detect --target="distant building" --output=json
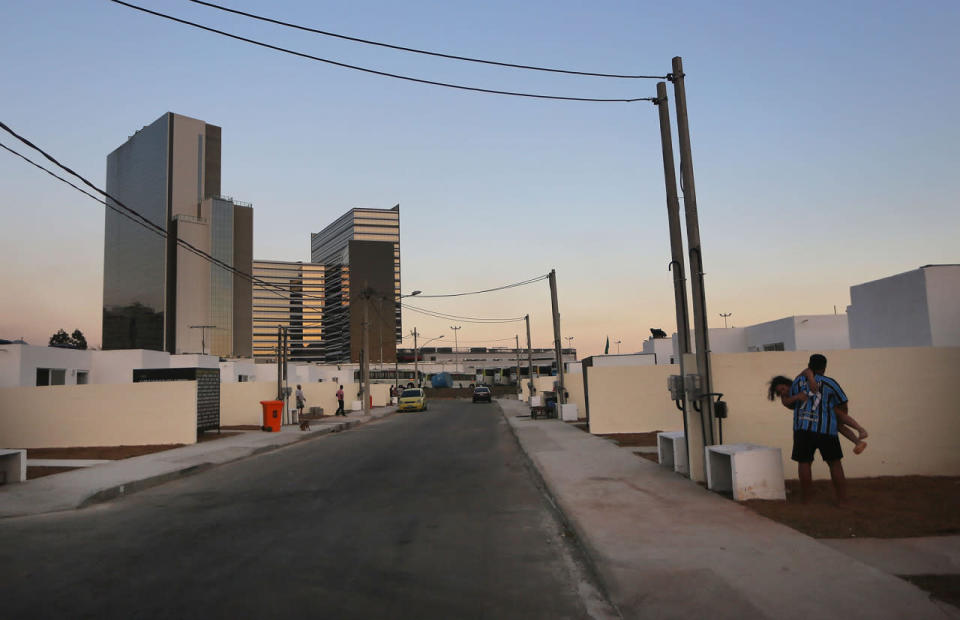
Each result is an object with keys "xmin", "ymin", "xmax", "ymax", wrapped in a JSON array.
[
  {"xmin": 310, "ymin": 207, "xmax": 401, "ymax": 363},
  {"xmin": 848, "ymin": 265, "xmax": 960, "ymax": 348},
  {"xmin": 102, "ymin": 113, "xmax": 253, "ymax": 357},
  {"xmin": 251, "ymin": 260, "xmax": 325, "ymax": 361}
]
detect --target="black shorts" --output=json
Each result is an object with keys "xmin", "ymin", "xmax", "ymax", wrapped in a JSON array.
[{"xmin": 791, "ymin": 430, "xmax": 843, "ymax": 463}]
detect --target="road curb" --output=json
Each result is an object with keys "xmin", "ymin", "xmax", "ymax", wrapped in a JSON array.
[
  {"xmin": 13, "ymin": 408, "xmax": 400, "ymax": 517},
  {"xmin": 497, "ymin": 402, "xmax": 622, "ymax": 618}
]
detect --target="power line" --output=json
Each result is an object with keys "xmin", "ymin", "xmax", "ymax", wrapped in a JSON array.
[
  {"xmin": 402, "ymin": 303, "xmax": 524, "ymax": 324},
  {"xmin": 187, "ymin": 0, "xmax": 664, "ymax": 80},
  {"xmin": 0, "ymin": 122, "xmax": 326, "ymax": 306},
  {"xmin": 109, "ymin": 1, "xmax": 655, "ymax": 103},
  {"xmin": 410, "ymin": 274, "xmax": 549, "ymax": 298}
]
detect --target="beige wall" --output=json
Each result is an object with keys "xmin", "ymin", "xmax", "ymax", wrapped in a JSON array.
[
  {"xmin": 586, "ymin": 347, "xmax": 960, "ymax": 479},
  {"xmin": 220, "ymin": 381, "xmax": 275, "ymax": 426},
  {"xmin": 0, "ymin": 383, "xmax": 198, "ymax": 449},
  {"xmin": 220, "ymin": 381, "xmax": 389, "ymax": 426},
  {"xmin": 585, "ymin": 364, "xmax": 683, "ymax": 435}
]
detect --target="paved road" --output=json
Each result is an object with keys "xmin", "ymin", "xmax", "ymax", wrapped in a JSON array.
[{"xmin": 0, "ymin": 401, "xmax": 611, "ymax": 619}]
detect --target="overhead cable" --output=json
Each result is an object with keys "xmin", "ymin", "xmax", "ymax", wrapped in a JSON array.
[
  {"xmin": 402, "ymin": 303, "xmax": 525, "ymax": 324},
  {"xmin": 187, "ymin": 0, "xmax": 664, "ymax": 80},
  {"xmin": 0, "ymin": 122, "xmax": 321, "ymax": 305},
  {"xmin": 409, "ymin": 274, "xmax": 548, "ymax": 298},
  {"xmin": 109, "ymin": 1, "xmax": 654, "ymax": 103}
]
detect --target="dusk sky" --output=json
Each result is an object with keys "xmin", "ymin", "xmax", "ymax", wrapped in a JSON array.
[{"xmin": 1, "ymin": 0, "xmax": 957, "ymax": 357}]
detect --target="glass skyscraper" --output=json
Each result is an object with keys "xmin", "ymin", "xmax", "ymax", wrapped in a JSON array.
[
  {"xmin": 102, "ymin": 113, "xmax": 252, "ymax": 357},
  {"xmin": 310, "ymin": 206, "xmax": 401, "ymax": 363}
]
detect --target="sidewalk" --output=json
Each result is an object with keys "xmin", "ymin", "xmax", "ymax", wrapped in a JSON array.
[
  {"xmin": 499, "ymin": 399, "xmax": 959, "ymax": 620},
  {"xmin": 0, "ymin": 407, "xmax": 395, "ymax": 519}
]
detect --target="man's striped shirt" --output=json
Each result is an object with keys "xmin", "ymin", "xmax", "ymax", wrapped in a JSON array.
[{"xmin": 790, "ymin": 373, "xmax": 847, "ymax": 435}]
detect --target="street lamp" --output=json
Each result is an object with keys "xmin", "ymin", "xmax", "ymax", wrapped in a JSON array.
[
  {"xmin": 402, "ymin": 290, "xmax": 422, "ymax": 298},
  {"xmin": 719, "ymin": 312, "xmax": 733, "ymax": 328},
  {"xmin": 416, "ymin": 334, "xmax": 444, "ymax": 387},
  {"xmin": 564, "ymin": 336, "xmax": 574, "ymax": 349},
  {"xmin": 615, "ymin": 339, "xmax": 622, "ymax": 354}
]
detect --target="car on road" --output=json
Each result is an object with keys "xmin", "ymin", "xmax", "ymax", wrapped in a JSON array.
[
  {"xmin": 472, "ymin": 386, "xmax": 492, "ymax": 403},
  {"xmin": 398, "ymin": 388, "xmax": 427, "ymax": 412}
]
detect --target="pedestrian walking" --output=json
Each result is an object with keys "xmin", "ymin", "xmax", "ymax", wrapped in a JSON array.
[
  {"xmin": 336, "ymin": 385, "xmax": 345, "ymax": 415},
  {"xmin": 295, "ymin": 385, "xmax": 310, "ymax": 430}
]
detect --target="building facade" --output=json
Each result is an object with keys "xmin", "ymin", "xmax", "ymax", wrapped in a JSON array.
[
  {"xmin": 102, "ymin": 113, "xmax": 253, "ymax": 357},
  {"xmin": 251, "ymin": 260, "xmax": 325, "ymax": 361},
  {"xmin": 847, "ymin": 265, "xmax": 960, "ymax": 348},
  {"xmin": 310, "ymin": 207, "xmax": 401, "ymax": 363}
]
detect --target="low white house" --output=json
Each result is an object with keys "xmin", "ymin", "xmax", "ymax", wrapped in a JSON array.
[{"xmin": 848, "ymin": 264, "xmax": 960, "ymax": 348}]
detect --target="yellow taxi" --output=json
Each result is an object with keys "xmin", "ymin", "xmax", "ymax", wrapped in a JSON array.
[{"xmin": 397, "ymin": 387, "xmax": 427, "ymax": 412}]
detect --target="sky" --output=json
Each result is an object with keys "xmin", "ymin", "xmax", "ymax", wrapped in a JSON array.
[{"xmin": 1, "ymin": 0, "xmax": 957, "ymax": 357}]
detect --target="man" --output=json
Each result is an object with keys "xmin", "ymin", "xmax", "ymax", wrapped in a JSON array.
[
  {"xmin": 295, "ymin": 385, "xmax": 308, "ymax": 430},
  {"xmin": 785, "ymin": 354, "xmax": 848, "ymax": 504},
  {"xmin": 335, "ymin": 385, "xmax": 345, "ymax": 416}
]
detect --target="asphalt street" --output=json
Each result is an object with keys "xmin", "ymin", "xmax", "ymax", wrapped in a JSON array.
[{"xmin": 0, "ymin": 400, "xmax": 610, "ymax": 619}]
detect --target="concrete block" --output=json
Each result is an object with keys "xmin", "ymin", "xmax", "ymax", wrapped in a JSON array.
[
  {"xmin": 529, "ymin": 395, "xmax": 542, "ymax": 407},
  {"xmin": 0, "ymin": 449, "xmax": 27, "ymax": 484},
  {"xmin": 560, "ymin": 403, "xmax": 579, "ymax": 421},
  {"xmin": 705, "ymin": 443, "xmax": 786, "ymax": 501},
  {"xmin": 656, "ymin": 432, "xmax": 688, "ymax": 475},
  {"xmin": 351, "ymin": 400, "xmax": 362, "ymax": 411}
]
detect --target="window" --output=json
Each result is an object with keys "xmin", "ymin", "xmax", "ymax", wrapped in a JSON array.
[
  {"xmin": 36, "ymin": 368, "xmax": 66, "ymax": 386},
  {"xmin": 76, "ymin": 371, "xmax": 89, "ymax": 385},
  {"xmin": 763, "ymin": 342, "xmax": 785, "ymax": 352}
]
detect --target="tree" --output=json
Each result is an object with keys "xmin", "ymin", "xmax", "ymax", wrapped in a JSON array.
[
  {"xmin": 48, "ymin": 328, "xmax": 88, "ymax": 349},
  {"xmin": 49, "ymin": 329, "xmax": 71, "ymax": 347}
]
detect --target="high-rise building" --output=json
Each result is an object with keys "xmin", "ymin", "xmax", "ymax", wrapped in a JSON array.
[
  {"xmin": 252, "ymin": 260, "xmax": 325, "ymax": 361},
  {"xmin": 310, "ymin": 207, "xmax": 401, "ymax": 363},
  {"xmin": 102, "ymin": 112, "xmax": 253, "ymax": 357}
]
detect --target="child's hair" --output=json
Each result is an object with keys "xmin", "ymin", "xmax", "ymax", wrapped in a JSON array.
[{"xmin": 767, "ymin": 375, "xmax": 793, "ymax": 401}]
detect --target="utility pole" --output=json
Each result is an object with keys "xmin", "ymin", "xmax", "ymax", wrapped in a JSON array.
[
  {"xmin": 671, "ymin": 56, "xmax": 716, "ymax": 479},
  {"xmin": 719, "ymin": 313, "xmax": 732, "ymax": 328},
  {"xmin": 548, "ymin": 269, "xmax": 565, "ymax": 404},
  {"xmin": 276, "ymin": 325, "xmax": 283, "ymax": 404},
  {"xmin": 411, "ymin": 327, "xmax": 419, "ymax": 387},
  {"xmin": 362, "ymin": 286, "xmax": 371, "ymax": 416},
  {"xmin": 525, "ymin": 314, "xmax": 535, "ymax": 398},
  {"xmin": 450, "ymin": 325, "xmax": 461, "ymax": 373},
  {"xmin": 281, "ymin": 326, "xmax": 290, "ymax": 424},
  {"xmin": 515, "ymin": 335, "xmax": 521, "ymax": 393},
  {"xmin": 655, "ymin": 78, "xmax": 692, "ymax": 476}
]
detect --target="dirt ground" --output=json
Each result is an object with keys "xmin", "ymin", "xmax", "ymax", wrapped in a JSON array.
[
  {"xmin": 742, "ymin": 476, "xmax": 960, "ymax": 539},
  {"xmin": 25, "ymin": 433, "xmax": 242, "ymax": 480}
]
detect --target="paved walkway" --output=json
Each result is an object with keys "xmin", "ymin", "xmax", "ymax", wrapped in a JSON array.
[
  {"xmin": 499, "ymin": 399, "xmax": 959, "ymax": 619},
  {"xmin": 823, "ymin": 537, "xmax": 960, "ymax": 576},
  {"xmin": 0, "ymin": 407, "xmax": 395, "ymax": 519}
]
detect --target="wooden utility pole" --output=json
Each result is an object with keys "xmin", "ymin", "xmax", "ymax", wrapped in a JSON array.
[
  {"xmin": 514, "ymin": 335, "xmax": 521, "ymax": 393},
  {"xmin": 548, "ymin": 270, "xmax": 565, "ymax": 404},
  {"xmin": 671, "ymin": 56, "xmax": 716, "ymax": 480},
  {"xmin": 655, "ymin": 79, "xmax": 692, "ymax": 476},
  {"xmin": 450, "ymin": 325, "xmax": 461, "ymax": 373},
  {"xmin": 411, "ymin": 327, "xmax": 419, "ymax": 387},
  {"xmin": 362, "ymin": 287, "xmax": 371, "ymax": 416},
  {"xmin": 525, "ymin": 314, "xmax": 534, "ymax": 398}
]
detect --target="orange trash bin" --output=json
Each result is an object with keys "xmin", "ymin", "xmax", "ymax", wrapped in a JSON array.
[{"xmin": 260, "ymin": 400, "xmax": 283, "ymax": 432}]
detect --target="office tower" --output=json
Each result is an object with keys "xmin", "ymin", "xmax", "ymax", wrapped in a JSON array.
[
  {"xmin": 310, "ymin": 207, "xmax": 400, "ymax": 363},
  {"xmin": 251, "ymin": 260, "xmax": 325, "ymax": 361},
  {"xmin": 102, "ymin": 112, "xmax": 253, "ymax": 357}
]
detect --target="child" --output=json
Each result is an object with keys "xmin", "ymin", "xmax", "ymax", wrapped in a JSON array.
[{"xmin": 768, "ymin": 374, "xmax": 869, "ymax": 455}]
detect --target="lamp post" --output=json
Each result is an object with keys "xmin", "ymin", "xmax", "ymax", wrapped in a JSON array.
[
  {"xmin": 615, "ymin": 339, "xmax": 622, "ymax": 354},
  {"xmin": 415, "ymin": 334, "xmax": 444, "ymax": 387},
  {"xmin": 564, "ymin": 336, "xmax": 574, "ymax": 349},
  {"xmin": 719, "ymin": 312, "xmax": 732, "ymax": 328}
]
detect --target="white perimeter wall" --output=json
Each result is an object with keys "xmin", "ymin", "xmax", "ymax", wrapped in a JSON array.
[
  {"xmin": 91, "ymin": 349, "xmax": 170, "ymax": 384},
  {"xmin": 849, "ymin": 269, "xmax": 931, "ymax": 348},
  {"xmin": 925, "ymin": 266, "xmax": 960, "ymax": 346},
  {"xmin": 0, "ymin": 382, "xmax": 198, "ymax": 448},
  {"xmin": 674, "ymin": 328, "xmax": 748, "ymax": 355}
]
